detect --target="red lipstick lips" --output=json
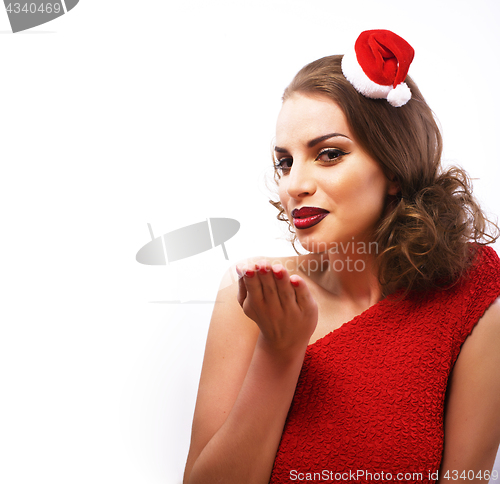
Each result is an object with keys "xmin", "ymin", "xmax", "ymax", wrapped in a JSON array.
[{"xmin": 291, "ymin": 207, "xmax": 329, "ymax": 229}]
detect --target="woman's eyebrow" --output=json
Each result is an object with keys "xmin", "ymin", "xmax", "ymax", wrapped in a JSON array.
[
  {"xmin": 274, "ymin": 132, "xmax": 349, "ymax": 153},
  {"xmin": 307, "ymin": 133, "xmax": 349, "ymax": 147}
]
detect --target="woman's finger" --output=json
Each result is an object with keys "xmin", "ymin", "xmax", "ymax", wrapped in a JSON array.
[
  {"xmin": 271, "ymin": 264, "xmax": 296, "ymax": 308},
  {"xmin": 289, "ymin": 275, "xmax": 316, "ymax": 312},
  {"xmin": 236, "ymin": 265, "xmax": 247, "ymax": 308},
  {"xmin": 242, "ymin": 263, "xmax": 264, "ymax": 305},
  {"xmin": 255, "ymin": 260, "xmax": 281, "ymax": 307}
]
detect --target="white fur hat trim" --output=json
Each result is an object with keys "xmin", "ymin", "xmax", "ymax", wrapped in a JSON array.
[
  {"xmin": 341, "ymin": 48, "xmax": 412, "ymax": 107},
  {"xmin": 341, "ymin": 48, "xmax": 392, "ymax": 99}
]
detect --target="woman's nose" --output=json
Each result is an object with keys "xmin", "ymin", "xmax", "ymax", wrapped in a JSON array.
[{"xmin": 286, "ymin": 161, "xmax": 316, "ymax": 199}]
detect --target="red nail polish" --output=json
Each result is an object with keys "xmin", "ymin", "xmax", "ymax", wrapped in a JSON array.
[
  {"xmin": 259, "ymin": 266, "xmax": 269, "ymax": 275},
  {"xmin": 245, "ymin": 270, "xmax": 255, "ymax": 278},
  {"xmin": 273, "ymin": 270, "xmax": 283, "ymax": 280},
  {"xmin": 291, "ymin": 279, "xmax": 299, "ymax": 287}
]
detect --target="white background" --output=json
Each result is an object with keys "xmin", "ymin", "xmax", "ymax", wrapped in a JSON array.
[{"xmin": 1, "ymin": 1, "xmax": 499, "ymax": 483}]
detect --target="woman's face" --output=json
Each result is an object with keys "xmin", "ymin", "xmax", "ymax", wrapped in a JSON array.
[{"xmin": 275, "ymin": 92, "xmax": 398, "ymax": 253}]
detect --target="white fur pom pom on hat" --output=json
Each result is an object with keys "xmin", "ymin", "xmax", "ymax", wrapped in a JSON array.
[{"xmin": 387, "ymin": 82, "xmax": 412, "ymax": 107}]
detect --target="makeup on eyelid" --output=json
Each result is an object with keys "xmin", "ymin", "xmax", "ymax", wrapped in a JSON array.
[{"xmin": 274, "ymin": 147, "xmax": 350, "ymax": 173}]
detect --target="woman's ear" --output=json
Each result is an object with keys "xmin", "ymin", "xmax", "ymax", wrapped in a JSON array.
[{"xmin": 387, "ymin": 172, "xmax": 400, "ymax": 196}]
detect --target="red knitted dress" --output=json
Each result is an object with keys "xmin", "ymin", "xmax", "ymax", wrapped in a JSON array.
[{"xmin": 269, "ymin": 246, "xmax": 500, "ymax": 483}]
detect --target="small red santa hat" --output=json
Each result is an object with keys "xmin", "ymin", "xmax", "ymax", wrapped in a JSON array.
[{"xmin": 341, "ymin": 29, "xmax": 415, "ymax": 107}]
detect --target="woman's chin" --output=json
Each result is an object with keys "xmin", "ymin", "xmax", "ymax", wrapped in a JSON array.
[{"xmin": 296, "ymin": 237, "xmax": 332, "ymax": 254}]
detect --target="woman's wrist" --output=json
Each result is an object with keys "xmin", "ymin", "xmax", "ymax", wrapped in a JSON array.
[{"xmin": 255, "ymin": 331, "xmax": 309, "ymax": 366}]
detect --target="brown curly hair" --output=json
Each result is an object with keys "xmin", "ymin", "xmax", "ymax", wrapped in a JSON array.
[{"xmin": 270, "ymin": 55, "xmax": 498, "ymax": 295}]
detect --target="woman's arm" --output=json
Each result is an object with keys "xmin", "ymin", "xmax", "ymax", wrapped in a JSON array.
[
  {"xmin": 183, "ymin": 261, "xmax": 318, "ymax": 484},
  {"xmin": 438, "ymin": 297, "xmax": 500, "ymax": 483}
]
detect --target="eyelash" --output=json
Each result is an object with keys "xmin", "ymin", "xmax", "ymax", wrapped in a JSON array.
[{"xmin": 274, "ymin": 148, "xmax": 349, "ymax": 174}]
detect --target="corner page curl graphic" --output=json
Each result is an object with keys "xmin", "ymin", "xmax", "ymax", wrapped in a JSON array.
[
  {"xmin": 3, "ymin": 0, "xmax": 79, "ymax": 33},
  {"xmin": 137, "ymin": 219, "xmax": 240, "ymax": 303},
  {"xmin": 136, "ymin": 219, "xmax": 240, "ymax": 265}
]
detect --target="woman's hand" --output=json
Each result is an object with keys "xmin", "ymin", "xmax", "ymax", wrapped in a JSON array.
[{"xmin": 236, "ymin": 260, "xmax": 318, "ymax": 353}]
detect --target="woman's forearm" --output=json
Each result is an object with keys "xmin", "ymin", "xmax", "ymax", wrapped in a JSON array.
[{"xmin": 185, "ymin": 334, "xmax": 307, "ymax": 484}]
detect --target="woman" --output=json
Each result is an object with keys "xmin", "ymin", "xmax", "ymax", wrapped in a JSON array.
[{"xmin": 183, "ymin": 30, "xmax": 500, "ymax": 483}]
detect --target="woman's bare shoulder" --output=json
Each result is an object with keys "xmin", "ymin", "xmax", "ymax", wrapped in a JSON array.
[
  {"xmin": 184, "ymin": 262, "xmax": 261, "ymax": 475},
  {"xmin": 439, "ymin": 297, "xmax": 500, "ymax": 478}
]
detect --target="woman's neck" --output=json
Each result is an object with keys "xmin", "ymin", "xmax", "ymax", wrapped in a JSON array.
[{"xmin": 304, "ymin": 244, "xmax": 383, "ymax": 306}]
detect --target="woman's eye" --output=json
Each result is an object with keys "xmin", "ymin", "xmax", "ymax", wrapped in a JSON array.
[
  {"xmin": 316, "ymin": 148, "xmax": 348, "ymax": 163},
  {"xmin": 275, "ymin": 157, "xmax": 293, "ymax": 173}
]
